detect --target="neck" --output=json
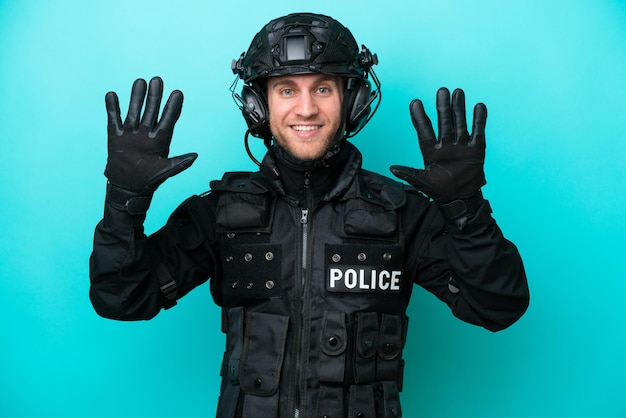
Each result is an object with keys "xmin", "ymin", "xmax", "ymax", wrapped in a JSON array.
[{"xmin": 262, "ymin": 142, "xmax": 352, "ymax": 205}]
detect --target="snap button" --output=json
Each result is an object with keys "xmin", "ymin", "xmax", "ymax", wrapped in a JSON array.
[
  {"xmin": 448, "ymin": 282, "xmax": 460, "ymax": 293},
  {"xmin": 244, "ymin": 253, "xmax": 253, "ymax": 262},
  {"xmin": 383, "ymin": 252, "xmax": 392, "ymax": 261},
  {"xmin": 357, "ymin": 252, "xmax": 366, "ymax": 262},
  {"xmin": 332, "ymin": 254, "xmax": 341, "ymax": 263},
  {"xmin": 265, "ymin": 280, "xmax": 274, "ymax": 290},
  {"xmin": 382, "ymin": 343, "xmax": 396, "ymax": 355},
  {"xmin": 265, "ymin": 251, "xmax": 274, "ymax": 261},
  {"xmin": 328, "ymin": 336, "xmax": 338, "ymax": 347}
]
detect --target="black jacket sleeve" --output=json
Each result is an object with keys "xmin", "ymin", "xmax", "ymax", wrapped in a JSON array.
[
  {"xmin": 89, "ymin": 195, "xmax": 218, "ymax": 320},
  {"xmin": 409, "ymin": 193, "xmax": 530, "ymax": 332}
]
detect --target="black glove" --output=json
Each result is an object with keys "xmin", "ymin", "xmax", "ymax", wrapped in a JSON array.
[
  {"xmin": 104, "ymin": 77, "xmax": 197, "ymax": 213},
  {"xmin": 390, "ymin": 87, "xmax": 487, "ymax": 204}
]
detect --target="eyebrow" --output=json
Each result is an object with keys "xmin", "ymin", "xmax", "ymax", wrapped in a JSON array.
[{"xmin": 269, "ymin": 75, "xmax": 339, "ymax": 89}]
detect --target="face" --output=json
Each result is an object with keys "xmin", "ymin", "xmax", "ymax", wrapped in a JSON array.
[{"xmin": 267, "ymin": 74, "xmax": 344, "ymax": 161}]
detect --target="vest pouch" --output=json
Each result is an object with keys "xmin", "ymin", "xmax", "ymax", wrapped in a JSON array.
[
  {"xmin": 217, "ymin": 307, "xmax": 244, "ymax": 418},
  {"xmin": 377, "ymin": 314, "xmax": 405, "ymax": 388},
  {"xmin": 239, "ymin": 312, "xmax": 289, "ymax": 418},
  {"xmin": 347, "ymin": 385, "xmax": 376, "ymax": 418},
  {"xmin": 342, "ymin": 174, "xmax": 407, "ymax": 238},
  {"xmin": 381, "ymin": 381, "xmax": 402, "ymax": 418},
  {"xmin": 354, "ymin": 312, "xmax": 379, "ymax": 384},
  {"xmin": 314, "ymin": 386, "xmax": 344, "ymax": 418},
  {"xmin": 213, "ymin": 172, "xmax": 274, "ymax": 232},
  {"xmin": 319, "ymin": 311, "xmax": 348, "ymax": 383},
  {"xmin": 343, "ymin": 199, "xmax": 398, "ymax": 237}
]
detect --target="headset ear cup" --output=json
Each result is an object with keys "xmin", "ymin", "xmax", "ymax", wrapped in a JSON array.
[
  {"xmin": 346, "ymin": 79, "xmax": 372, "ymax": 133},
  {"xmin": 241, "ymin": 85, "xmax": 272, "ymax": 139}
]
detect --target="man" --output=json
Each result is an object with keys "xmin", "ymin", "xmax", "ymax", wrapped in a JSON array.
[{"xmin": 90, "ymin": 12, "xmax": 529, "ymax": 418}]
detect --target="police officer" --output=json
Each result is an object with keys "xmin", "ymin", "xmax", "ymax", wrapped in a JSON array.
[{"xmin": 90, "ymin": 12, "xmax": 529, "ymax": 418}]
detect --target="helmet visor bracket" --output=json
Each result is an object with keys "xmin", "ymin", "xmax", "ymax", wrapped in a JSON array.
[{"xmin": 283, "ymin": 35, "xmax": 307, "ymax": 62}]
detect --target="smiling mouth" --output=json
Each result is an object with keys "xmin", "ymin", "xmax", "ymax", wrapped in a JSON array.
[{"xmin": 292, "ymin": 125, "xmax": 321, "ymax": 132}]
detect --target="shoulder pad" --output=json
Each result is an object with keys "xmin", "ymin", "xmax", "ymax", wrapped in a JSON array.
[
  {"xmin": 348, "ymin": 170, "xmax": 407, "ymax": 210},
  {"xmin": 210, "ymin": 172, "xmax": 275, "ymax": 231},
  {"xmin": 210, "ymin": 171, "xmax": 271, "ymax": 194}
]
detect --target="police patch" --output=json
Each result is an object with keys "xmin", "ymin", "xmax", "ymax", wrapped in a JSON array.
[
  {"xmin": 325, "ymin": 243, "xmax": 404, "ymax": 294},
  {"xmin": 328, "ymin": 266, "xmax": 402, "ymax": 293}
]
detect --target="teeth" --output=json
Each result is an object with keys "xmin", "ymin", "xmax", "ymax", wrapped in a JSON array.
[{"xmin": 292, "ymin": 125, "xmax": 319, "ymax": 132}]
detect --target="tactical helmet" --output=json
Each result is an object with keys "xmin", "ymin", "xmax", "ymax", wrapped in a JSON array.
[{"xmin": 232, "ymin": 12, "xmax": 372, "ymax": 83}]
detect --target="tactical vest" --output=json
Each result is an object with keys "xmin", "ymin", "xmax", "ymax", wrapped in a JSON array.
[{"xmin": 210, "ymin": 170, "xmax": 410, "ymax": 418}]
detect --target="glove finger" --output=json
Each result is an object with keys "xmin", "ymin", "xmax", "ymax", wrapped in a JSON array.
[
  {"xmin": 105, "ymin": 91, "xmax": 123, "ymax": 135},
  {"xmin": 124, "ymin": 78, "xmax": 147, "ymax": 132},
  {"xmin": 144, "ymin": 152, "xmax": 198, "ymax": 191},
  {"xmin": 409, "ymin": 99, "xmax": 436, "ymax": 144},
  {"xmin": 141, "ymin": 76, "xmax": 163, "ymax": 129},
  {"xmin": 470, "ymin": 102, "xmax": 488, "ymax": 148},
  {"xmin": 390, "ymin": 165, "xmax": 438, "ymax": 199},
  {"xmin": 389, "ymin": 165, "xmax": 421, "ymax": 183},
  {"xmin": 154, "ymin": 89, "xmax": 184, "ymax": 135},
  {"xmin": 166, "ymin": 152, "xmax": 198, "ymax": 177},
  {"xmin": 436, "ymin": 87, "xmax": 453, "ymax": 144},
  {"xmin": 451, "ymin": 88, "xmax": 469, "ymax": 144}
]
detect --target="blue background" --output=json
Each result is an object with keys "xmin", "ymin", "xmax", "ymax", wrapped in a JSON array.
[{"xmin": 1, "ymin": 0, "xmax": 625, "ymax": 417}]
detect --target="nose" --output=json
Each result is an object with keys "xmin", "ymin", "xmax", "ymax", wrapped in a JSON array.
[{"xmin": 295, "ymin": 92, "xmax": 318, "ymax": 117}]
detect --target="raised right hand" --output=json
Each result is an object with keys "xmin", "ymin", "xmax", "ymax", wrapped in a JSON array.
[{"xmin": 104, "ymin": 76, "xmax": 197, "ymax": 195}]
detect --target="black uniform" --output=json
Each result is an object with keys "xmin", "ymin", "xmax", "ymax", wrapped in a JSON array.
[{"xmin": 90, "ymin": 142, "xmax": 529, "ymax": 418}]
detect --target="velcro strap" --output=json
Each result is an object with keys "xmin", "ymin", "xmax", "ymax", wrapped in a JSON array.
[
  {"xmin": 438, "ymin": 192, "xmax": 486, "ymax": 230},
  {"xmin": 439, "ymin": 192, "xmax": 484, "ymax": 220},
  {"xmin": 106, "ymin": 182, "xmax": 153, "ymax": 215}
]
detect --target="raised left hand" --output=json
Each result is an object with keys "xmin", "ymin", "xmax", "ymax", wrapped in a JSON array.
[{"xmin": 390, "ymin": 87, "xmax": 487, "ymax": 203}]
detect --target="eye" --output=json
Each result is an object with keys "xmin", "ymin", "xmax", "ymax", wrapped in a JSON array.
[
  {"xmin": 280, "ymin": 88, "xmax": 294, "ymax": 96},
  {"xmin": 317, "ymin": 86, "xmax": 330, "ymax": 94}
]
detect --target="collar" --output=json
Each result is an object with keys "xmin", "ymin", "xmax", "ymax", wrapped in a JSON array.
[{"xmin": 259, "ymin": 141, "xmax": 363, "ymax": 204}]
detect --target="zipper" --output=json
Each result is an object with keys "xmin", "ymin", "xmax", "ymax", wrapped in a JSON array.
[
  {"xmin": 291, "ymin": 173, "xmax": 313, "ymax": 418},
  {"xmin": 300, "ymin": 208, "xmax": 310, "ymax": 288}
]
